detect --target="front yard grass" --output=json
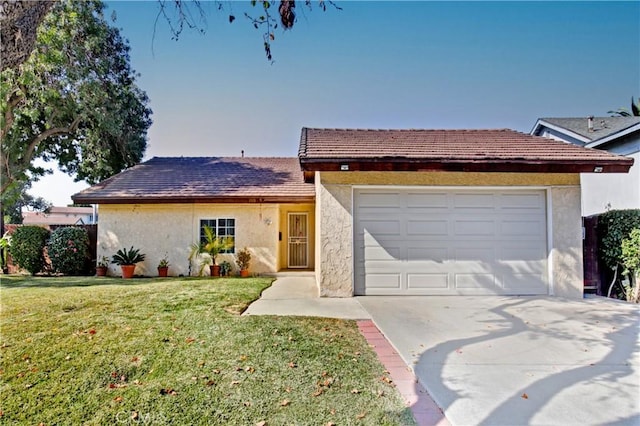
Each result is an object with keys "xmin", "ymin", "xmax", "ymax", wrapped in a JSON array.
[{"xmin": 0, "ymin": 276, "xmax": 414, "ymax": 425}]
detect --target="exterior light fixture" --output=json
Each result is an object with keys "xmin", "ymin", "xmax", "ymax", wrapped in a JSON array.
[
  {"xmin": 340, "ymin": 164, "xmax": 349, "ymax": 171},
  {"xmin": 593, "ymin": 166, "xmax": 603, "ymax": 173}
]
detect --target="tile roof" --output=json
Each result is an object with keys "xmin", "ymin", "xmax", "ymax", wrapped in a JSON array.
[
  {"xmin": 298, "ymin": 128, "xmax": 633, "ymax": 173},
  {"xmin": 72, "ymin": 157, "xmax": 314, "ymax": 204},
  {"xmin": 536, "ymin": 116, "xmax": 640, "ymax": 142}
]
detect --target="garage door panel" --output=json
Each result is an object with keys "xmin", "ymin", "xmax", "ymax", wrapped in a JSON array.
[
  {"xmin": 355, "ymin": 188, "xmax": 549, "ymax": 296},
  {"xmin": 454, "ymin": 193, "xmax": 496, "ymax": 209},
  {"xmin": 454, "ymin": 247, "xmax": 497, "ymax": 263},
  {"xmin": 500, "ymin": 220, "xmax": 545, "ymax": 236},
  {"xmin": 363, "ymin": 245, "xmax": 402, "ymax": 261},
  {"xmin": 360, "ymin": 220, "xmax": 401, "ymax": 236},
  {"xmin": 407, "ymin": 219, "xmax": 449, "ymax": 236},
  {"xmin": 407, "ymin": 247, "xmax": 448, "ymax": 262},
  {"xmin": 500, "ymin": 193, "xmax": 545, "ymax": 209},
  {"xmin": 407, "ymin": 274, "xmax": 449, "ymax": 289},
  {"xmin": 454, "ymin": 220, "xmax": 496, "ymax": 236},
  {"xmin": 366, "ymin": 274, "xmax": 401, "ymax": 289},
  {"xmin": 358, "ymin": 192, "xmax": 401, "ymax": 207},
  {"xmin": 407, "ymin": 192, "xmax": 448, "ymax": 208}
]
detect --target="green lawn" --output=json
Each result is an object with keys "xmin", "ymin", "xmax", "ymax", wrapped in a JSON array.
[{"xmin": 0, "ymin": 276, "xmax": 414, "ymax": 425}]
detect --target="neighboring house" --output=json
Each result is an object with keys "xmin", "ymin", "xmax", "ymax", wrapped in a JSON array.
[
  {"xmin": 72, "ymin": 128, "xmax": 633, "ymax": 299},
  {"xmin": 22, "ymin": 206, "xmax": 96, "ymax": 225},
  {"xmin": 531, "ymin": 116, "xmax": 640, "ymax": 216}
]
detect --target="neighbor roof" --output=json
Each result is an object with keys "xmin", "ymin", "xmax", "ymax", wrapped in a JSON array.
[
  {"xmin": 298, "ymin": 128, "xmax": 633, "ymax": 179},
  {"xmin": 72, "ymin": 157, "xmax": 315, "ymax": 204},
  {"xmin": 532, "ymin": 116, "xmax": 640, "ymax": 143}
]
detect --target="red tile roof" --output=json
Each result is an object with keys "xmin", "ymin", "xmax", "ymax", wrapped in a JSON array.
[
  {"xmin": 72, "ymin": 157, "xmax": 314, "ymax": 204},
  {"xmin": 298, "ymin": 128, "xmax": 634, "ymax": 174}
]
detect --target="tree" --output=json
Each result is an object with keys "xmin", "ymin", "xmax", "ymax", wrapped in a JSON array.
[
  {"xmin": 1, "ymin": 0, "xmax": 152, "ymax": 211},
  {"xmin": 1, "ymin": 0, "xmax": 339, "ymax": 71},
  {"xmin": 608, "ymin": 96, "xmax": 640, "ymax": 117},
  {"xmin": 156, "ymin": 0, "xmax": 340, "ymax": 61},
  {"xmin": 0, "ymin": 1, "xmax": 55, "ymax": 71},
  {"xmin": 2, "ymin": 181, "xmax": 51, "ymax": 225}
]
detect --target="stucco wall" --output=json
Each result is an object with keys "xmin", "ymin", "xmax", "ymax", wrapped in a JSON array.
[
  {"xmin": 316, "ymin": 178, "xmax": 354, "ymax": 297},
  {"xmin": 580, "ymin": 151, "xmax": 639, "ymax": 216},
  {"xmin": 98, "ymin": 204, "xmax": 279, "ymax": 277},
  {"xmin": 315, "ymin": 171, "xmax": 584, "ymax": 298},
  {"xmin": 550, "ymin": 187, "xmax": 584, "ymax": 298}
]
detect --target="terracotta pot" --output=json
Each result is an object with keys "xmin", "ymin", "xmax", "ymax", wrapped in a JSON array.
[
  {"xmin": 158, "ymin": 266, "xmax": 168, "ymax": 277},
  {"xmin": 210, "ymin": 264, "xmax": 221, "ymax": 277},
  {"xmin": 240, "ymin": 269, "xmax": 249, "ymax": 278},
  {"xmin": 120, "ymin": 264, "xmax": 136, "ymax": 279},
  {"xmin": 96, "ymin": 266, "xmax": 108, "ymax": 277}
]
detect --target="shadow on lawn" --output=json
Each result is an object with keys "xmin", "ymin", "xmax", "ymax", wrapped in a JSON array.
[{"xmin": 0, "ymin": 275, "xmax": 186, "ymax": 288}]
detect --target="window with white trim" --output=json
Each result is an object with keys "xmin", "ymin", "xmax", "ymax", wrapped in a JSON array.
[{"xmin": 200, "ymin": 218, "xmax": 235, "ymax": 253}]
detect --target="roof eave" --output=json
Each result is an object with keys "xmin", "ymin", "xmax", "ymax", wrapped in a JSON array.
[
  {"xmin": 71, "ymin": 195, "xmax": 316, "ymax": 205},
  {"xmin": 530, "ymin": 119, "xmax": 592, "ymax": 143},
  {"xmin": 299, "ymin": 158, "xmax": 634, "ymax": 175}
]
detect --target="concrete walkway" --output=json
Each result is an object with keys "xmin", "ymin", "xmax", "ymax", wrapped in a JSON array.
[{"xmin": 243, "ymin": 275, "xmax": 371, "ymax": 319}]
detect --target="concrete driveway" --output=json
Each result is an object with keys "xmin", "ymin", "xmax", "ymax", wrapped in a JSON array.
[{"xmin": 358, "ymin": 295, "xmax": 640, "ymax": 426}]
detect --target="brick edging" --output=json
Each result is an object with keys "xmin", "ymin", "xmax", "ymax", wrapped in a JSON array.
[{"xmin": 356, "ymin": 320, "xmax": 451, "ymax": 426}]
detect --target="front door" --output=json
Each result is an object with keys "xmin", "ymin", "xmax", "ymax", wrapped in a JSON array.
[{"xmin": 288, "ymin": 213, "xmax": 308, "ymax": 268}]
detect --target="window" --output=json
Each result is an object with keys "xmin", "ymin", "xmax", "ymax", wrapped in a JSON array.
[{"xmin": 200, "ymin": 218, "xmax": 235, "ymax": 253}]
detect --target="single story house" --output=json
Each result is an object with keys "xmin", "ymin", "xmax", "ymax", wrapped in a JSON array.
[
  {"xmin": 22, "ymin": 206, "xmax": 96, "ymax": 226},
  {"xmin": 531, "ymin": 116, "xmax": 640, "ymax": 216},
  {"xmin": 72, "ymin": 128, "xmax": 633, "ymax": 298}
]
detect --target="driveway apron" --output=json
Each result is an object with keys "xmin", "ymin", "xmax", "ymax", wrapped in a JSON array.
[{"xmin": 357, "ymin": 295, "xmax": 640, "ymax": 426}]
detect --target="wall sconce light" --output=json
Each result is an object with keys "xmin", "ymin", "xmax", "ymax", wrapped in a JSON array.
[
  {"xmin": 264, "ymin": 218, "xmax": 272, "ymax": 226},
  {"xmin": 340, "ymin": 164, "xmax": 349, "ymax": 171},
  {"xmin": 593, "ymin": 166, "xmax": 603, "ymax": 173}
]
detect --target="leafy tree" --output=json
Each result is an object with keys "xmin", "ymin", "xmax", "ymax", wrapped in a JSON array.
[
  {"xmin": 3, "ymin": 181, "xmax": 51, "ymax": 225},
  {"xmin": 1, "ymin": 0, "xmax": 152, "ymax": 212},
  {"xmin": 1, "ymin": 0, "xmax": 339, "ymax": 71},
  {"xmin": 608, "ymin": 96, "xmax": 640, "ymax": 117},
  {"xmin": 0, "ymin": 1, "xmax": 54, "ymax": 71}
]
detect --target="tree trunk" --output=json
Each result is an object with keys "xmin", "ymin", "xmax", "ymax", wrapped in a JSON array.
[{"xmin": 0, "ymin": 1, "xmax": 55, "ymax": 71}]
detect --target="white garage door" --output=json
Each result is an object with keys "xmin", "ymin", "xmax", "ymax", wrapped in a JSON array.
[{"xmin": 354, "ymin": 188, "xmax": 549, "ymax": 295}]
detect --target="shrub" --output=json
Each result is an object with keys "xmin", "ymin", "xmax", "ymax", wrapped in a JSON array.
[
  {"xmin": 620, "ymin": 228, "xmax": 640, "ymax": 303},
  {"xmin": 598, "ymin": 209, "xmax": 640, "ymax": 270},
  {"xmin": 48, "ymin": 227, "xmax": 90, "ymax": 275},
  {"xmin": 10, "ymin": 226, "xmax": 50, "ymax": 275}
]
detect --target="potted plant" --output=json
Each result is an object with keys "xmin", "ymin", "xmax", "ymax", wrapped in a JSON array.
[
  {"xmin": 111, "ymin": 246, "xmax": 146, "ymax": 279},
  {"xmin": 96, "ymin": 256, "xmax": 109, "ymax": 277},
  {"xmin": 220, "ymin": 260, "xmax": 232, "ymax": 277},
  {"xmin": 189, "ymin": 225, "xmax": 234, "ymax": 277},
  {"xmin": 235, "ymin": 247, "xmax": 251, "ymax": 278},
  {"xmin": 157, "ymin": 255, "xmax": 170, "ymax": 277}
]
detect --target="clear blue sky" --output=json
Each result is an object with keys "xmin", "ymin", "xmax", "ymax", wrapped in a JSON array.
[{"xmin": 32, "ymin": 0, "xmax": 640, "ymax": 205}]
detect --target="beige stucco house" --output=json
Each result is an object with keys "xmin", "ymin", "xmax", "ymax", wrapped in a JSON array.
[{"xmin": 72, "ymin": 128, "xmax": 633, "ymax": 299}]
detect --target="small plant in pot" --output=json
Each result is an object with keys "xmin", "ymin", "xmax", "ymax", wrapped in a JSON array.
[
  {"xmin": 220, "ymin": 260, "xmax": 232, "ymax": 277},
  {"xmin": 96, "ymin": 256, "xmax": 109, "ymax": 276},
  {"xmin": 189, "ymin": 225, "xmax": 234, "ymax": 277},
  {"xmin": 157, "ymin": 254, "xmax": 170, "ymax": 277},
  {"xmin": 111, "ymin": 247, "xmax": 146, "ymax": 279},
  {"xmin": 235, "ymin": 247, "xmax": 251, "ymax": 278}
]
